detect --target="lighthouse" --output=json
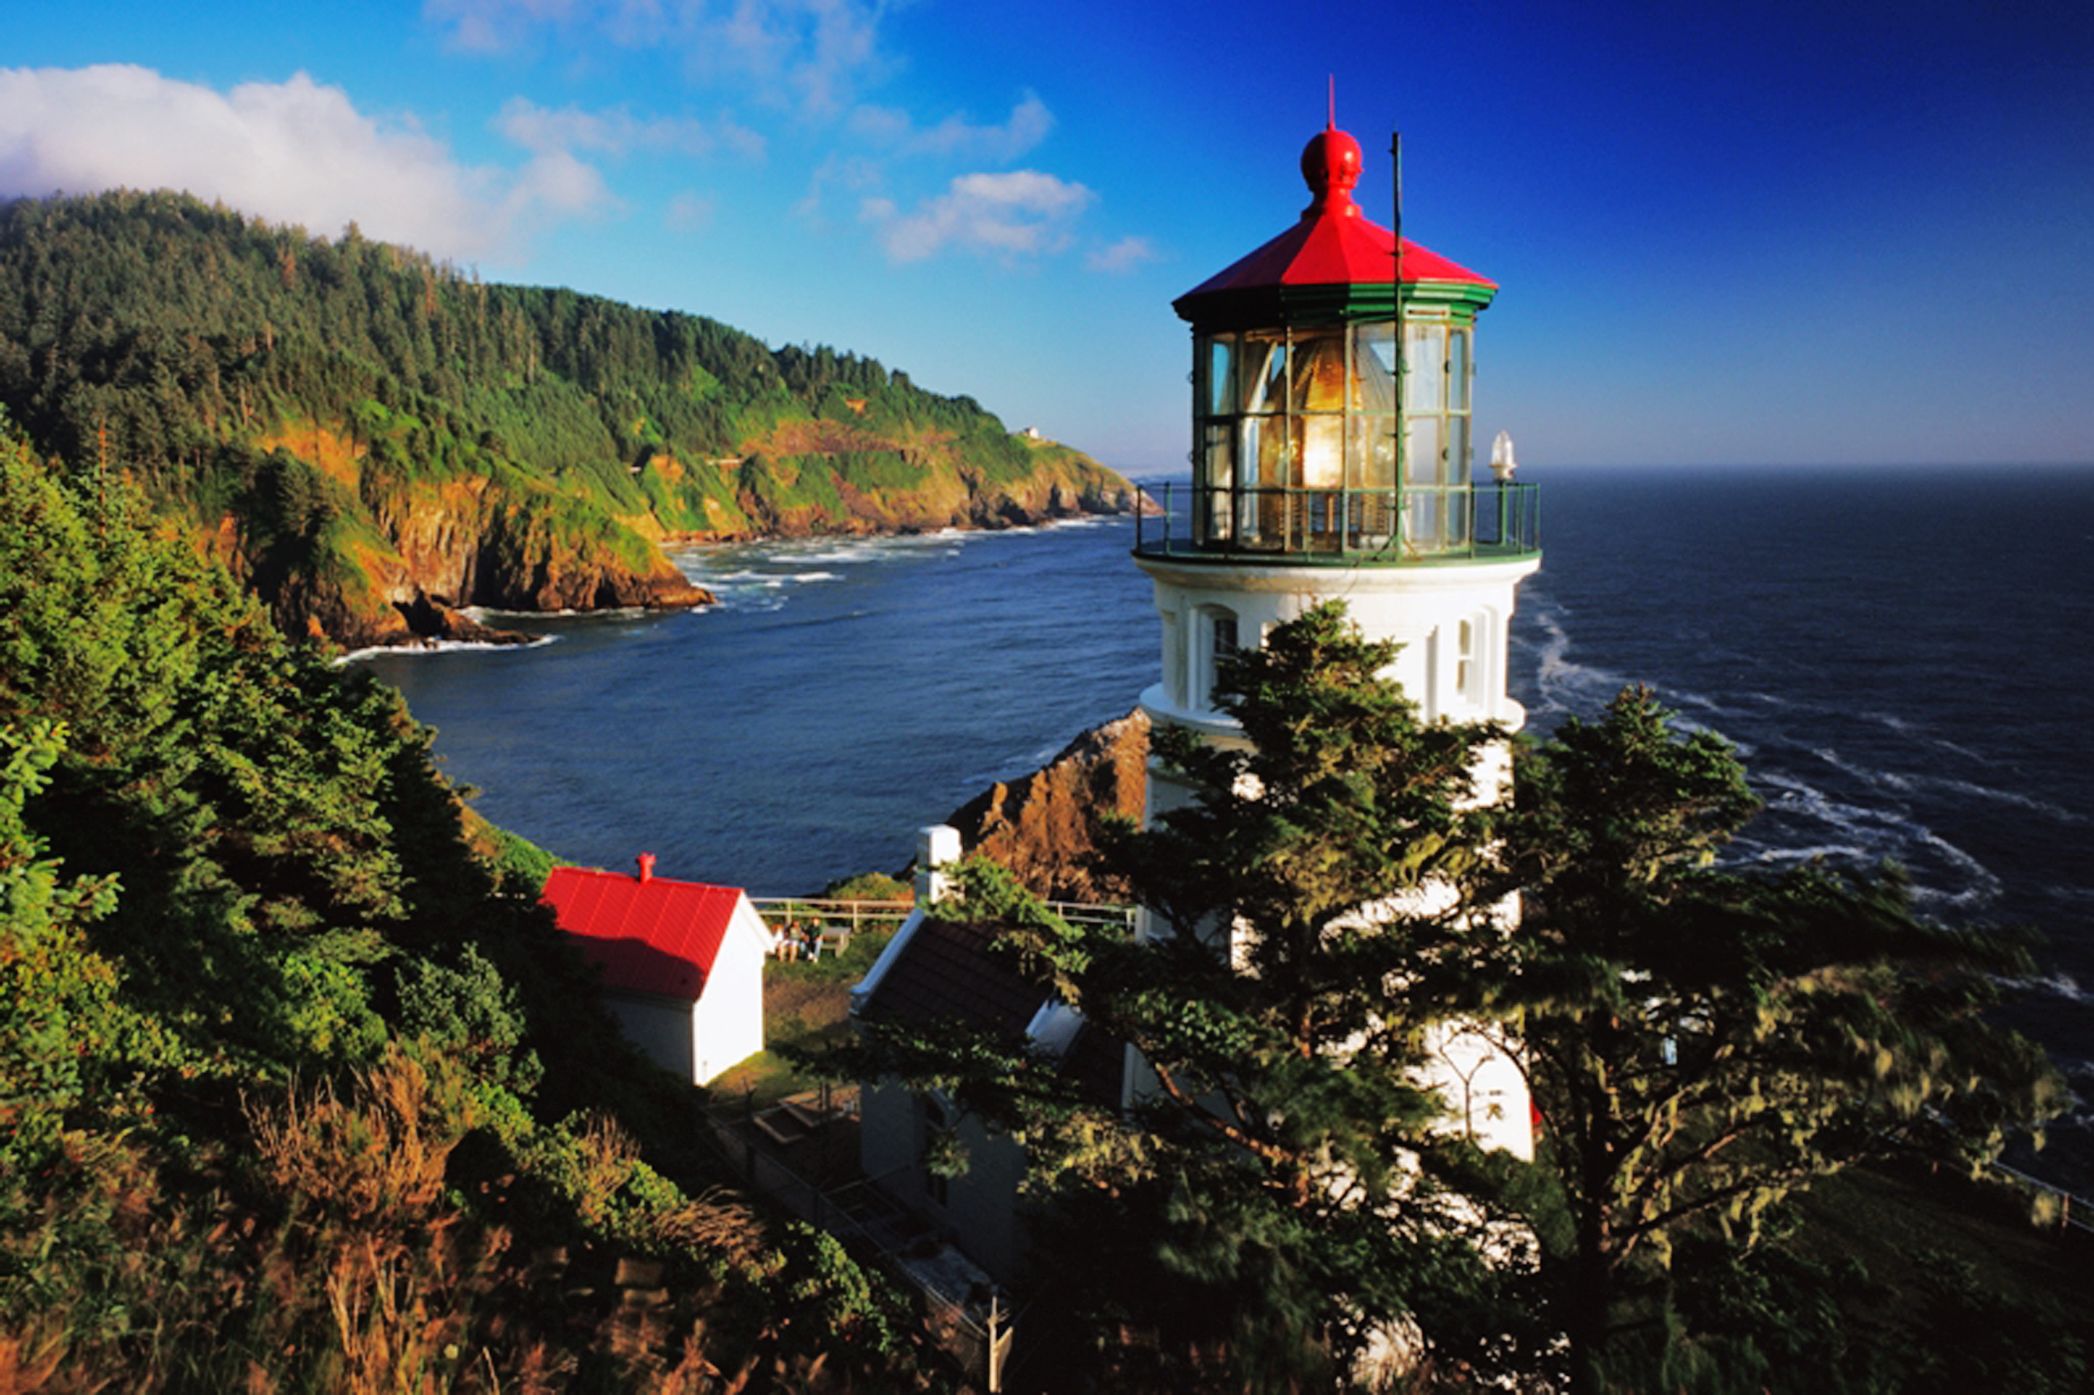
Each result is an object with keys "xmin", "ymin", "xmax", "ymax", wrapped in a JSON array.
[{"xmin": 1131, "ymin": 116, "xmax": 1543, "ymax": 1156}]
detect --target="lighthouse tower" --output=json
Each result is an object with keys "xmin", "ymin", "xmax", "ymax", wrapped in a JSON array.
[{"xmin": 1131, "ymin": 117, "xmax": 1542, "ymax": 1154}]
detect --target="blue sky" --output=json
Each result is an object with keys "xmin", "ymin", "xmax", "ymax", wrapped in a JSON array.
[{"xmin": 3, "ymin": 0, "xmax": 2089, "ymax": 471}]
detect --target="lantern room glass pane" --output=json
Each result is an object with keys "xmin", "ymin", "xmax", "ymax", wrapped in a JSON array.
[
  {"xmin": 1449, "ymin": 330, "xmax": 1470, "ymax": 412},
  {"xmin": 1298, "ymin": 414, "xmax": 1342, "ymax": 489},
  {"xmin": 1200, "ymin": 421, "xmax": 1234, "ymax": 543},
  {"xmin": 1349, "ymin": 414, "xmax": 1396, "ymax": 490},
  {"xmin": 1205, "ymin": 334, "xmax": 1237, "ymax": 415},
  {"xmin": 1289, "ymin": 329, "xmax": 1347, "ymax": 414},
  {"xmin": 1404, "ymin": 324, "xmax": 1446, "ymax": 413},
  {"xmin": 1244, "ymin": 331, "xmax": 1288, "ymax": 414},
  {"xmin": 1351, "ymin": 322, "xmax": 1398, "ymax": 413},
  {"xmin": 1406, "ymin": 415, "xmax": 1445, "ymax": 488}
]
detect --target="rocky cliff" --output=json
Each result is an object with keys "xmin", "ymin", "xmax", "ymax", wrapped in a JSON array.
[
  {"xmin": 0, "ymin": 191, "xmax": 1135, "ymax": 648},
  {"xmin": 946, "ymin": 709, "xmax": 1151, "ymax": 902}
]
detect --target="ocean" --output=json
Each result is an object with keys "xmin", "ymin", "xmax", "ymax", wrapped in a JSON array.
[{"xmin": 359, "ymin": 463, "xmax": 2094, "ymax": 1187}]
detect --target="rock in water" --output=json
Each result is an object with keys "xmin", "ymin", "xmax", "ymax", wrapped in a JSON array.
[{"xmin": 945, "ymin": 710, "xmax": 1149, "ymax": 903}]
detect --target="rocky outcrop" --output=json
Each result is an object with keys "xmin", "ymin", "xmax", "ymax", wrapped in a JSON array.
[{"xmin": 946, "ymin": 709, "xmax": 1151, "ymax": 903}]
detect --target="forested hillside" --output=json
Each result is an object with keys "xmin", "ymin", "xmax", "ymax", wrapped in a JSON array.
[
  {"xmin": 0, "ymin": 423, "xmax": 931, "ymax": 1388},
  {"xmin": 0, "ymin": 191, "xmax": 1133, "ymax": 647}
]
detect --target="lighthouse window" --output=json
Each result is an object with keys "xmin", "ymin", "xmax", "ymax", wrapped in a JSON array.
[
  {"xmin": 1456, "ymin": 618, "xmax": 1475, "ymax": 701},
  {"xmin": 1195, "ymin": 606, "xmax": 1242, "ymax": 712}
]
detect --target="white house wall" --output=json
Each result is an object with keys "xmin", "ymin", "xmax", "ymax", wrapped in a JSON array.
[
  {"xmin": 605, "ymin": 993, "xmax": 696, "ymax": 1082},
  {"xmin": 694, "ymin": 898, "xmax": 770, "ymax": 1085}
]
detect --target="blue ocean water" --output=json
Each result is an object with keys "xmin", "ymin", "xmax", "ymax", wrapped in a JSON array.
[{"xmin": 361, "ymin": 464, "xmax": 2094, "ymax": 1185}]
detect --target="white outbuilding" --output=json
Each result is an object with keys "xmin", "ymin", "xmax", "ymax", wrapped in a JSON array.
[{"xmin": 542, "ymin": 853, "xmax": 769, "ymax": 1085}]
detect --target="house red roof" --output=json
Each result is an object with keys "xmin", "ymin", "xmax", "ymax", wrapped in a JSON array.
[
  {"xmin": 541, "ymin": 861, "xmax": 747, "ymax": 1001},
  {"xmin": 1174, "ymin": 123, "xmax": 1492, "ymax": 323}
]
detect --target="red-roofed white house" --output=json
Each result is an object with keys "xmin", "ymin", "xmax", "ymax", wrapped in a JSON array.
[{"xmin": 541, "ymin": 853, "xmax": 769, "ymax": 1085}]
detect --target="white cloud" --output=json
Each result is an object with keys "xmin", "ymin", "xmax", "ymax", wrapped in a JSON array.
[
  {"xmin": 794, "ymin": 150, "xmax": 885, "ymax": 220},
  {"xmin": 425, "ymin": 0, "xmax": 586, "ymax": 54},
  {"xmin": 428, "ymin": 0, "xmax": 891, "ymax": 117},
  {"xmin": 507, "ymin": 146, "xmax": 617, "ymax": 217},
  {"xmin": 848, "ymin": 91, "xmax": 1053, "ymax": 163},
  {"xmin": 862, "ymin": 169, "xmax": 1095, "ymax": 263},
  {"xmin": 494, "ymin": 96, "xmax": 765, "ymax": 161},
  {"xmin": 0, "ymin": 64, "xmax": 611, "ymax": 260},
  {"xmin": 1086, "ymin": 234, "xmax": 1158, "ymax": 274},
  {"xmin": 664, "ymin": 188, "xmax": 715, "ymax": 231}
]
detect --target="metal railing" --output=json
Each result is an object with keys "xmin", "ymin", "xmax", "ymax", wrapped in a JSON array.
[
  {"xmin": 752, "ymin": 896, "xmax": 1137, "ymax": 937},
  {"xmin": 698, "ymin": 1101, "xmax": 1017, "ymax": 1385},
  {"xmin": 1133, "ymin": 480, "xmax": 1539, "ymax": 564},
  {"xmin": 751, "ymin": 897, "xmax": 914, "ymax": 937}
]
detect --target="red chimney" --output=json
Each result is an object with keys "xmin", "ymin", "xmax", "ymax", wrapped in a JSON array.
[{"xmin": 636, "ymin": 852, "xmax": 656, "ymax": 883}]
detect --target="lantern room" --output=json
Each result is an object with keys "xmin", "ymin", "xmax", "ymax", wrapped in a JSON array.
[{"xmin": 1137, "ymin": 120, "xmax": 1538, "ymax": 565}]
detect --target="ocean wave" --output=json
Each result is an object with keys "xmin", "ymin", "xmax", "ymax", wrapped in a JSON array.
[
  {"xmin": 1741, "ymin": 770, "xmax": 2002, "ymax": 908},
  {"xmin": 1525, "ymin": 606, "xmax": 1630, "ymax": 715},
  {"xmin": 338, "ymin": 634, "xmax": 558, "ymax": 664},
  {"xmin": 1912, "ymin": 773, "xmax": 2088, "ymax": 825},
  {"xmin": 465, "ymin": 605, "xmax": 649, "ymax": 620},
  {"xmin": 2024, "ymin": 972, "xmax": 2091, "ymax": 1005},
  {"xmin": 1748, "ymin": 844, "xmax": 1879, "ymax": 865},
  {"xmin": 1857, "ymin": 709, "xmax": 1987, "ymax": 762},
  {"xmin": 1811, "ymin": 747, "xmax": 1917, "ymax": 799}
]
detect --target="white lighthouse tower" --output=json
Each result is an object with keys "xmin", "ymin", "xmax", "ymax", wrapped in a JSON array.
[{"xmin": 1130, "ymin": 117, "xmax": 1542, "ymax": 1156}]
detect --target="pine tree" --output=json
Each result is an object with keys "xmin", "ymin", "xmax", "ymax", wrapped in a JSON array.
[
  {"xmin": 843, "ymin": 602, "xmax": 1540, "ymax": 1388},
  {"xmin": 1488, "ymin": 687, "xmax": 2063, "ymax": 1393}
]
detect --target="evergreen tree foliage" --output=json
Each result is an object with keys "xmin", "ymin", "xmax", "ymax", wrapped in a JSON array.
[
  {"xmin": 838, "ymin": 602, "xmax": 1543, "ymax": 1388},
  {"xmin": 0, "ymin": 421, "xmax": 928, "ymax": 1389},
  {"xmin": 833, "ymin": 610, "xmax": 2070, "ymax": 1393},
  {"xmin": 1488, "ymin": 687, "xmax": 2065, "ymax": 1393}
]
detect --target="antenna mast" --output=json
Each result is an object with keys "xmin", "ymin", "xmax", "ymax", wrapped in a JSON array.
[{"xmin": 1391, "ymin": 131, "xmax": 1406, "ymax": 542}]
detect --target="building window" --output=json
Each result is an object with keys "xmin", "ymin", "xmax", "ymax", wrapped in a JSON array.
[
  {"xmin": 1456, "ymin": 618, "xmax": 1475, "ymax": 703},
  {"xmin": 1195, "ymin": 606, "xmax": 1241, "ymax": 713}
]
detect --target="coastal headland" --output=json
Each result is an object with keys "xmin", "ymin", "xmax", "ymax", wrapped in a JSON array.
[{"xmin": 0, "ymin": 191, "xmax": 1138, "ymax": 648}]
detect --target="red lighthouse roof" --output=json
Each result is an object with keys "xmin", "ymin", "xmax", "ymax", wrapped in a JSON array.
[
  {"xmin": 1174, "ymin": 121, "xmax": 1493, "ymax": 328},
  {"xmin": 542, "ymin": 858, "xmax": 747, "ymax": 1000}
]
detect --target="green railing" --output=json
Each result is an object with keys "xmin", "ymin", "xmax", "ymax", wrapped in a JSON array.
[{"xmin": 1133, "ymin": 480, "xmax": 1539, "ymax": 565}]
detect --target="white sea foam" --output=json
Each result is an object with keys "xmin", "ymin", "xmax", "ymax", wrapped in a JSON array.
[
  {"xmin": 1913, "ymin": 774, "xmax": 2088, "ymax": 825},
  {"xmin": 2026, "ymin": 972, "xmax": 2091, "ymax": 1005},
  {"xmin": 1527, "ymin": 607, "xmax": 1630, "ymax": 715},
  {"xmin": 1858, "ymin": 709, "xmax": 1987, "ymax": 762},
  {"xmin": 1744, "ymin": 769, "xmax": 2003, "ymax": 908},
  {"xmin": 1749, "ymin": 844, "xmax": 1879, "ymax": 865},
  {"xmin": 465, "ymin": 605, "xmax": 648, "ymax": 620},
  {"xmin": 1811, "ymin": 747, "xmax": 1917, "ymax": 797},
  {"xmin": 337, "ymin": 634, "xmax": 558, "ymax": 664}
]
